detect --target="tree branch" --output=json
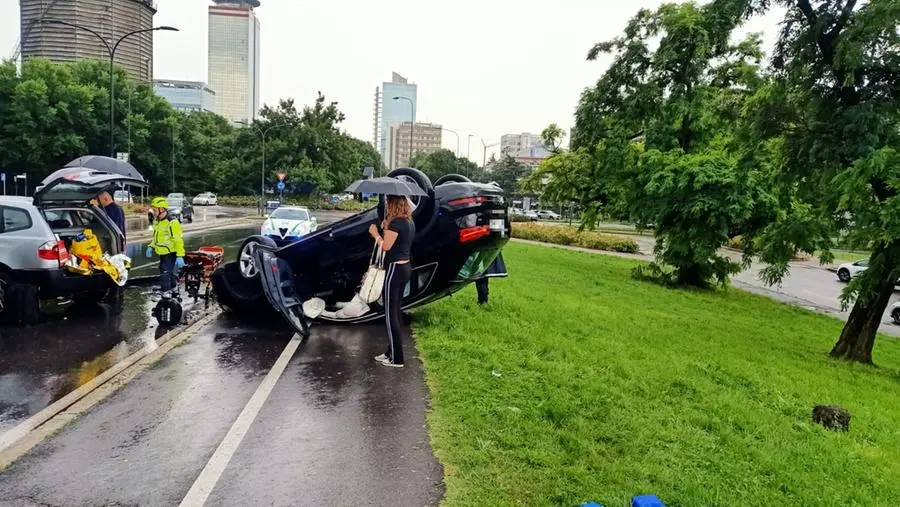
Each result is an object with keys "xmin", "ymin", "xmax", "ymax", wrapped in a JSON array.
[{"xmin": 796, "ymin": 0, "xmax": 817, "ymax": 26}]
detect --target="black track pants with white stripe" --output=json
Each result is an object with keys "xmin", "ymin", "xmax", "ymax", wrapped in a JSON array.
[{"xmin": 383, "ymin": 262, "xmax": 412, "ymax": 364}]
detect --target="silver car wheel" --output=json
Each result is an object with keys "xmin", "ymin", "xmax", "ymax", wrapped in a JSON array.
[{"xmin": 239, "ymin": 241, "xmax": 258, "ymax": 279}]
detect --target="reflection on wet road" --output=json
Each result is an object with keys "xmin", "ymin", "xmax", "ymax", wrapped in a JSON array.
[
  {"xmin": 0, "ymin": 226, "xmax": 258, "ymax": 436},
  {"xmin": 0, "ymin": 316, "xmax": 443, "ymax": 506}
]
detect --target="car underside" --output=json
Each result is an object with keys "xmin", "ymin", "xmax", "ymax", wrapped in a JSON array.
[{"xmin": 211, "ymin": 169, "xmax": 511, "ymax": 337}]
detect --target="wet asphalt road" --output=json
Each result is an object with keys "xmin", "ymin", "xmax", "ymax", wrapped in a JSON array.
[
  {"xmin": 0, "ymin": 213, "xmax": 350, "ymax": 437},
  {"xmin": 0, "ymin": 316, "xmax": 443, "ymax": 506}
]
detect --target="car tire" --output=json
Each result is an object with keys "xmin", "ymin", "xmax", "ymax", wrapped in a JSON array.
[
  {"xmin": 380, "ymin": 167, "xmax": 438, "ymax": 236},
  {"xmin": 0, "ymin": 274, "xmax": 40, "ymax": 325},
  {"xmin": 212, "ymin": 261, "xmax": 267, "ymax": 314},
  {"xmin": 434, "ymin": 174, "xmax": 471, "ymax": 186},
  {"xmin": 892, "ymin": 308, "xmax": 900, "ymax": 326},
  {"xmin": 838, "ymin": 268, "xmax": 851, "ymax": 282},
  {"xmin": 237, "ymin": 235, "xmax": 277, "ymax": 281}
]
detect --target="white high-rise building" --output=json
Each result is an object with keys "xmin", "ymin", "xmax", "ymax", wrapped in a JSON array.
[{"xmin": 208, "ymin": 1, "xmax": 261, "ymax": 125}]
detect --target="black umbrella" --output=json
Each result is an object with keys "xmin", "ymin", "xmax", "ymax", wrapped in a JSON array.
[
  {"xmin": 63, "ymin": 155, "xmax": 146, "ymax": 182},
  {"xmin": 345, "ymin": 176, "xmax": 428, "ymax": 197}
]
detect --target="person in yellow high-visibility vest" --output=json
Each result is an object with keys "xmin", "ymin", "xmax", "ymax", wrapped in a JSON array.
[{"xmin": 146, "ymin": 197, "xmax": 185, "ymax": 297}]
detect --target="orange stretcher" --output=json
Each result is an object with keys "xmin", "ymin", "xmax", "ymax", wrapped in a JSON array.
[{"xmin": 178, "ymin": 246, "xmax": 224, "ymax": 301}]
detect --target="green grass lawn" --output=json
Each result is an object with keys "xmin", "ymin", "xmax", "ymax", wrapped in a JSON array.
[
  {"xmin": 825, "ymin": 248, "xmax": 872, "ymax": 264},
  {"xmin": 414, "ymin": 242, "xmax": 900, "ymax": 507}
]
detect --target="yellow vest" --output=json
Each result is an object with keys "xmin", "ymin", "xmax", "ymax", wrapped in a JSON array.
[{"xmin": 150, "ymin": 217, "xmax": 185, "ymax": 257}]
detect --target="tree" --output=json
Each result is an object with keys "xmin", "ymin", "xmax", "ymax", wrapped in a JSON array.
[
  {"xmin": 541, "ymin": 123, "xmax": 566, "ymax": 154},
  {"xmin": 745, "ymin": 0, "xmax": 900, "ymax": 363},
  {"xmin": 409, "ymin": 149, "xmax": 478, "ymax": 183},
  {"xmin": 488, "ymin": 155, "xmax": 528, "ymax": 197},
  {"xmin": 571, "ymin": 1, "xmax": 775, "ymax": 287}
]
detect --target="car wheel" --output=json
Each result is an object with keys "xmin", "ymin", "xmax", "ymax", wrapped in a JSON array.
[
  {"xmin": 434, "ymin": 174, "xmax": 472, "ymax": 186},
  {"xmin": 838, "ymin": 268, "xmax": 851, "ymax": 282},
  {"xmin": 380, "ymin": 167, "xmax": 438, "ymax": 236},
  {"xmin": 212, "ymin": 261, "xmax": 267, "ymax": 312},
  {"xmin": 892, "ymin": 308, "xmax": 900, "ymax": 325},
  {"xmin": 0, "ymin": 274, "xmax": 40, "ymax": 325},
  {"xmin": 237, "ymin": 235, "xmax": 277, "ymax": 280}
]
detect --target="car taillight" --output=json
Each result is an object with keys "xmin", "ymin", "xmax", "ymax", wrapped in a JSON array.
[
  {"xmin": 449, "ymin": 196, "xmax": 487, "ymax": 207},
  {"xmin": 459, "ymin": 225, "xmax": 491, "ymax": 243},
  {"xmin": 38, "ymin": 239, "xmax": 69, "ymax": 266}
]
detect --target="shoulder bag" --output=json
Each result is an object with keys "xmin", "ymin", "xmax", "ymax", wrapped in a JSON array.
[{"xmin": 360, "ymin": 242, "xmax": 386, "ymax": 303}]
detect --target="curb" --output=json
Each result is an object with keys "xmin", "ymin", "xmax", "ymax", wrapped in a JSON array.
[{"xmin": 0, "ymin": 309, "xmax": 221, "ymax": 470}]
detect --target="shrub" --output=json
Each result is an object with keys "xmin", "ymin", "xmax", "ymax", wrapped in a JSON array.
[
  {"xmin": 511, "ymin": 223, "xmax": 639, "ymax": 253},
  {"xmin": 122, "ymin": 202, "xmax": 149, "ymax": 215},
  {"xmin": 217, "ymin": 195, "xmax": 371, "ymax": 212}
]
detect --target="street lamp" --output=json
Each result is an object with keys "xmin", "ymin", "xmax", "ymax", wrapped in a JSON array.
[
  {"xmin": 482, "ymin": 139, "xmax": 500, "ymax": 168},
  {"xmin": 442, "ymin": 127, "xmax": 460, "ymax": 157},
  {"xmin": 467, "ymin": 134, "xmax": 474, "ymax": 161},
  {"xmin": 40, "ymin": 19, "xmax": 179, "ymax": 157},
  {"xmin": 238, "ymin": 120, "xmax": 289, "ymax": 215},
  {"xmin": 392, "ymin": 96, "xmax": 415, "ymax": 166}
]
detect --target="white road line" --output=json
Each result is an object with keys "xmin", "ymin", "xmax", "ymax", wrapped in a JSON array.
[{"xmin": 179, "ymin": 333, "xmax": 304, "ymax": 507}]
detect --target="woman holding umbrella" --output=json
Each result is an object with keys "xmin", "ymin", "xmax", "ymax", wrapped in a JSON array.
[{"xmin": 368, "ymin": 194, "xmax": 416, "ymax": 368}]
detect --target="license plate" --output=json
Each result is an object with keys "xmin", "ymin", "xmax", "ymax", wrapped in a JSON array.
[{"xmin": 489, "ymin": 219, "xmax": 504, "ymax": 231}]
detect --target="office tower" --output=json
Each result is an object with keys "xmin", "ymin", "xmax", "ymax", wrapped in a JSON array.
[
  {"xmin": 153, "ymin": 80, "xmax": 216, "ymax": 113},
  {"xmin": 19, "ymin": 0, "xmax": 157, "ymax": 81},
  {"xmin": 208, "ymin": 0, "xmax": 261, "ymax": 125},
  {"xmin": 385, "ymin": 122, "xmax": 442, "ymax": 170},
  {"xmin": 373, "ymin": 72, "xmax": 417, "ymax": 160}
]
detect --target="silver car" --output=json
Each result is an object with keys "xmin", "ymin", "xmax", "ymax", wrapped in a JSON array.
[{"xmin": 0, "ymin": 169, "xmax": 146, "ymax": 324}]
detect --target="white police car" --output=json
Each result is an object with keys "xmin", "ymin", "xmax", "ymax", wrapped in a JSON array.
[{"xmin": 261, "ymin": 206, "xmax": 318, "ymax": 245}]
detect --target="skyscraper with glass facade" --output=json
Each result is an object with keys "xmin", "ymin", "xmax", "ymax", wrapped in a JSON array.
[
  {"xmin": 373, "ymin": 72, "xmax": 417, "ymax": 162},
  {"xmin": 208, "ymin": 1, "xmax": 261, "ymax": 125}
]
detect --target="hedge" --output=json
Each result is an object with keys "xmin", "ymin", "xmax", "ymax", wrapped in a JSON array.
[
  {"xmin": 217, "ymin": 195, "xmax": 371, "ymax": 212},
  {"xmin": 511, "ymin": 223, "xmax": 639, "ymax": 254}
]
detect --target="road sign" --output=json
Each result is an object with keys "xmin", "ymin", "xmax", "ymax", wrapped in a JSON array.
[
  {"xmin": 0, "ymin": 173, "xmax": 4, "ymax": 182},
  {"xmin": 276, "ymin": 181, "xmax": 285, "ymax": 191},
  {"xmin": 116, "ymin": 152, "xmax": 130, "ymax": 163},
  {"xmin": 276, "ymin": 172, "xmax": 286, "ymax": 182}
]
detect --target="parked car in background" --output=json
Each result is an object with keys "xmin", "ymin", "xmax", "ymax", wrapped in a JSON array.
[
  {"xmin": 261, "ymin": 206, "xmax": 318, "ymax": 246},
  {"xmin": 536, "ymin": 210, "xmax": 561, "ymax": 220},
  {"xmin": 166, "ymin": 193, "xmax": 194, "ymax": 223},
  {"xmin": 524, "ymin": 210, "xmax": 539, "ymax": 221},
  {"xmin": 192, "ymin": 192, "xmax": 218, "ymax": 206},
  {"xmin": 0, "ymin": 169, "xmax": 146, "ymax": 324},
  {"xmin": 836, "ymin": 259, "xmax": 868, "ymax": 282},
  {"xmin": 113, "ymin": 190, "xmax": 133, "ymax": 204}
]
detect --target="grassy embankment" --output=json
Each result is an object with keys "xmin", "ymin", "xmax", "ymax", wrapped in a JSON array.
[{"xmin": 415, "ymin": 242, "xmax": 900, "ymax": 506}]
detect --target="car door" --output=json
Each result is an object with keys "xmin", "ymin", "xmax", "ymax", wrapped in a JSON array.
[{"xmin": 33, "ymin": 168, "xmax": 148, "ymax": 251}]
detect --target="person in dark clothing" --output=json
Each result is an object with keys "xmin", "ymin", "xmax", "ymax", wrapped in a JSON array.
[
  {"xmin": 97, "ymin": 190, "xmax": 127, "ymax": 243},
  {"xmin": 475, "ymin": 252, "xmax": 508, "ymax": 304},
  {"xmin": 368, "ymin": 195, "xmax": 415, "ymax": 368}
]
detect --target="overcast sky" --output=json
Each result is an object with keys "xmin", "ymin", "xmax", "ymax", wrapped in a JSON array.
[{"xmin": 1, "ymin": 0, "xmax": 784, "ymax": 163}]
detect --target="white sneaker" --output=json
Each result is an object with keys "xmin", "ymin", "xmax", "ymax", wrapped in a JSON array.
[
  {"xmin": 374, "ymin": 354, "xmax": 389, "ymax": 362},
  {"xmin": 379, "ymin": 360, "xmax": 404, "ymax": 368}
]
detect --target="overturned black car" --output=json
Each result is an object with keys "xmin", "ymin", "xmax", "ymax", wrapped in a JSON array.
[{"xmin": 212, "ymin": 168, "xmax": 510, "ymax": 336}]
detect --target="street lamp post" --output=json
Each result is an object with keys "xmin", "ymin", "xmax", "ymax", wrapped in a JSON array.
[
  {"xmin": 482, "ymin": 139, "xmax": 500, "ymax": 168},
  {"xmin": 392, "ymin": 96, "xmax": 415, "ymax": 167},
  {"xmin": 239, "ymin": 120, "xmax": 288, "ymax": 215},
  {"xmin": 40, "ymin": 19, "xmax": 178, "ymax": 157},
  {"xmin": 467, "ymin": 134, "xmax": 474, "ymax": 160},
  {"xmin": 442, "ymin": 127, "xmax": 460, "ymax": 157}
]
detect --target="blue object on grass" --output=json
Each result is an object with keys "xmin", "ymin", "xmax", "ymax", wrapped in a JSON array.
[
  {"xmin": 632, "ymin": 494, "xmax": 665, "ymax": 507},
  {"xmin": 579, "ymin": 502, "xmax": 604, "ymax": 507}
]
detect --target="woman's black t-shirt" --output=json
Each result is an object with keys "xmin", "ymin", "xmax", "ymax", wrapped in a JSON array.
[{"xmin": 385, "ymin": 218, "xmax": 415, "ymax": 263}]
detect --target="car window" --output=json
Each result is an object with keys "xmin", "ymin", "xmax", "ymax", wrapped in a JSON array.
[
  {"xmin": 0, "ymin": 206, "xmax": 33, "ymax": 233},
  {"xmin": 271, "ymin": 208, "xmax": 309, "ymax": 220},
  {"xmin": 43, "ymin": 209, "xmax": 85, "ymax": 228},
  {"xmin": 855, "ymin": 260, "xmax": 869, "ymax": 267}
]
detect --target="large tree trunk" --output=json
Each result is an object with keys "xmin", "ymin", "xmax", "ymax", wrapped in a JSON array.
[
  {"xmin": 830, "ymin": 276, "xmax": 894, "ymax": 364},
  {"xmin": 830, "ymin": 242, "xmax": 900, "ymax": 364}
]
